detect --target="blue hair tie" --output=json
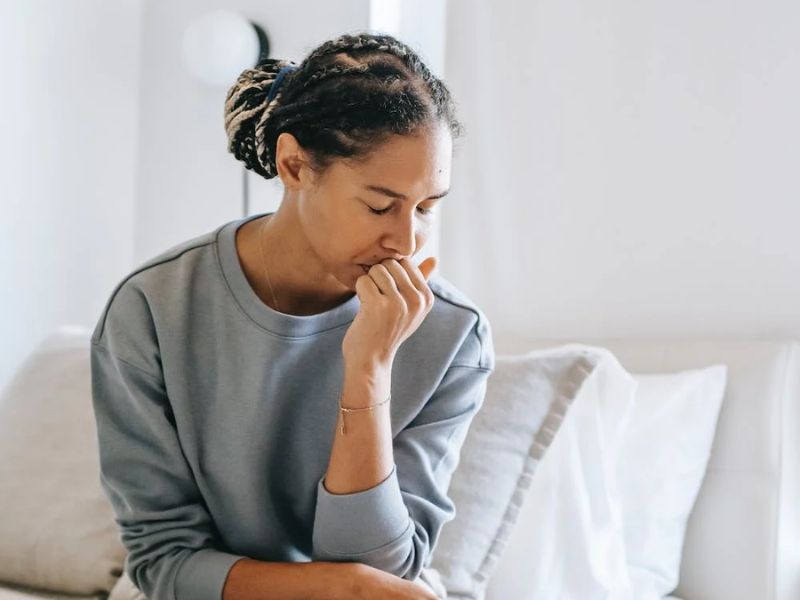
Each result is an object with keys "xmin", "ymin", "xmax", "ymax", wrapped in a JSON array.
[{"xmin": 266, "ymin": 65, "xmax": 298, "ymax": 103}]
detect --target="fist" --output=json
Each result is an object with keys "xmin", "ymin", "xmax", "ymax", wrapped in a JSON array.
[{"xmin": 342, "ymin": 256, "xmax": 437, "ymax": 369}]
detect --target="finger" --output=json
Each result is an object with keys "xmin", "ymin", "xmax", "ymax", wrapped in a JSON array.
[
  {"xmin": 418, "ymin": 256, "xmax": 437, "ymax": 280},
  {"xmin": 381, "ymin": 259, "xmax": 421, "ymax": 305},
  {"xmin": 367, "ymin": 263, "xmax": 399, "ymax": 296},
  {"xmin": 355, "ymin": 272, "xmax": 381, "ymax": 301},
  {"xmin": 399, "ymin": 258, "xmax": 435, "ymax": 304}
]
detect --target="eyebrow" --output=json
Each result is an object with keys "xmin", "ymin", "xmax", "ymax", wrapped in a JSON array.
[{"xmin": 363, "ymin": 184, "xmax": 450, "ymax": 201}]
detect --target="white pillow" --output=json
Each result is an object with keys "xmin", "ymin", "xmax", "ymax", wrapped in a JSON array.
[
  {"xmin": 484, "ymin": 349, "xmax": 727, "ymax": 600},
  {"xmin": 482, "ymin": 344, "xmax": 639, "ymax": 600},
  {"xmin": 618, "ymin": 366, "xmax": 727, "ymax": 599},
  {"xmin": 431, "ymin": 344, "xmax": 606, "ymax": 599}
]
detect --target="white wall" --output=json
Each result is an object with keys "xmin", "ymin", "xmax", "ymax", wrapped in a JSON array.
[
  {"xmin": 441, "ymin": 0, "xmax": 800, "ymax": 352},
  {"xmin": 0, "ymin": 0, "xmax": 142, "ymax": 393}
]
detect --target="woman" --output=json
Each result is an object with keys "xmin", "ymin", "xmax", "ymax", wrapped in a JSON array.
[{"xmin": 90, "ymin": 32, "xmax": 494, "ymax": 600}]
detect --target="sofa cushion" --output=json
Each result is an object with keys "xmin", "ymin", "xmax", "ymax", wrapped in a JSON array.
[
  {"xmin": 0, "ymin": 583, "xmax": 103, "ymax": 599},
  {"xmin": 0, "ymin": 327, "xmax": 126, "ymax": 595},
  {"xmin": 430, "ymin": 344, "xmax": 605, "ymax": 599},
  {"xmin": 0, "ymin": 582, "xmax": 103, "ymax": 600},
  {"xmin": 480, "ymin": 344, "xmax": 638, "ymax": 600},
  {"xmin": 618, "ymin": 366, "xmax": 727, "ymax": 598},
  {"xmin": 107, "ymin": 571, "xmax": 147, "ymax": 600}
]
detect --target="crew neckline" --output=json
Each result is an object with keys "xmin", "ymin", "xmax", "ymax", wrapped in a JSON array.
[{"xmin": 216, "ymin": 212, "xmax": 361, "ymax": 337}]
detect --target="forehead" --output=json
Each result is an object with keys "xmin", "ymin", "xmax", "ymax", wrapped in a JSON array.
[{"xmin": 339, "ymin": 125, "xmax": 452, "ymax": 190}]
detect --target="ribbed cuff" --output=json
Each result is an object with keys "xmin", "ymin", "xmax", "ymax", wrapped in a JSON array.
[
  {"xmin": 313, "ymin": 463, "xmax": 412, "ymax": 555},
  {"xmin": 174, "ymin": 547, "xmax": 248, "ymax": 600}
]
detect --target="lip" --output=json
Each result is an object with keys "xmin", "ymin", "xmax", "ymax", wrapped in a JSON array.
[{"xmin": 358, "ymin": 264, "xmax": 371, "ymax": 274}]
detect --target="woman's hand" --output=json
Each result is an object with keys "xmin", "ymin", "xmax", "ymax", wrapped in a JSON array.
[
  {"xmin": 344, "ymin": 563, "xmax": 441, "ymax": 600},
  {"xmin": 342, "ymin": 256, "xmax": 437, "ymax": 370}
]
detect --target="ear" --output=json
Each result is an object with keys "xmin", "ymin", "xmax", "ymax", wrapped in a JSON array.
[{"xmin": 274, "ymin": 132, "xmax": 311, "ymax": 189}]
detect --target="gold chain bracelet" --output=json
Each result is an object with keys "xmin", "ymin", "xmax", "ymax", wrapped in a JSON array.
[{"xmin": 338, "ymin": 394, "xmax": 391, "ymax": 435}]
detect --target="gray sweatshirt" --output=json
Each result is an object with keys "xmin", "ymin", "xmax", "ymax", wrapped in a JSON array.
[{"xmin": 90, "ymin": 212, "xmax": 494, "ymax": 600}]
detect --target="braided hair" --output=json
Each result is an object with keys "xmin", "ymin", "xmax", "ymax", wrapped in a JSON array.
[{"xmin": 223, "ymin": 31, "xmax": 464, "ymax": 181}]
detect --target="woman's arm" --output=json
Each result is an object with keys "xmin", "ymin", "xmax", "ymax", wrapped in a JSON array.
[
  {"xmin": 221, "ymin": 559, "xmax": 360, "ymax": 600},
  {"xmin": 323, "ymin": 257, "xmax": 436, "ymax": 495},
  {"xmin": 309, "ymin": 256, "xmax": 494, "ymax": 579},
  {"xmin": 222, "ymin": 558, "xmax": 440, "ymax": 600},
  {"xmin": 323, "ymin": 361, "xmax": 394, "ymax": 494}
]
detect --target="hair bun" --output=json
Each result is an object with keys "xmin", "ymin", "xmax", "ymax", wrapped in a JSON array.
[{"xmin": 223, "ymin": 59, "xmax": 298, "ymax": 179}]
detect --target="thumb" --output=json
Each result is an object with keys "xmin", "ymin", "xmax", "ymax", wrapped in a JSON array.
[{"xmin": 418, "ymin": 256, "xmax": 437, "ymax": 281}]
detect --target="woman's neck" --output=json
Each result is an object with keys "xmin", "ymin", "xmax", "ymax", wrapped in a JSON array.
[{"xmin": 235, "ymin": 210, "xmax": 355, "ymax": 316}]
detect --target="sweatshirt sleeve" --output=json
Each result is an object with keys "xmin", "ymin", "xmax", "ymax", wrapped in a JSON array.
[
  {"xmin": 311, "ymin": 318, "xmax": 494, "ymax": 580},
  {"xmin": 90, "ymin": 341, "xmax": 247, "ymax": 600}
]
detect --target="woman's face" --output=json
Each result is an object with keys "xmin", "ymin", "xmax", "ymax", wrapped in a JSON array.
[{"xmin": 283, "ymin": 122, "xmax": 452, "ymax": 290}]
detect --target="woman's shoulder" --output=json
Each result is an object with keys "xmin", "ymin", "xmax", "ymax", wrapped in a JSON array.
[
  {"xmin": 128, "ymin": 227, "xmax": 222, "ymax": 285},
  {"xmin": 418, "ymin": 272, "xmax": 495, "ymax": 371},
  {"xmin": 427, "ymin": 273, "xmax": 486, "ymax": 319},
  {"xmin": 91, "ymin": 224, "xmax": 225, "ymax": 348}
]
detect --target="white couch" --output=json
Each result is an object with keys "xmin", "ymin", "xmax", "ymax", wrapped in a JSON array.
[
  {"xmin": 484, "ymin": 336, "xmax": 800, "ymax": 600},
  {"xmin": 0, "ymin": 329, "xmax": 797, "ymax": 599}
]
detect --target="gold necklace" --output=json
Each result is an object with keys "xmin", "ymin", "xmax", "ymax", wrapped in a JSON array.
[{"xmin": 258, "ymin": 216, "xmax": 281, "ymax": 313}]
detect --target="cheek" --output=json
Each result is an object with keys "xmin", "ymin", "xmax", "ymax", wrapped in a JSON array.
[{"xmin": 335, "ymin": 229, "xmax": 370, "ymax": 261}]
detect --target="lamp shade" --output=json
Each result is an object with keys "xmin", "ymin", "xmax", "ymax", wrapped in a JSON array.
[{"xmin": 182, "ymin": 10, "xmax": 262, "ymax": 87}]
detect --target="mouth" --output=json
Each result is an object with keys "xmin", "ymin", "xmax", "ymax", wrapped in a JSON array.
[{"xmin": 358, "ymin": 264, "xmax": 371, "ymax": 274}]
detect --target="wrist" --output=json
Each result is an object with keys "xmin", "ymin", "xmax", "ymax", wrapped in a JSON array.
[
  {"xmin": 342, "ymin": 365, "xmax": 391, "ymax": 409},
  {"xmin": 344, "ymin": 355, "xmax": 393, "ymax": 381},
  {"xmin": 327, "ymin": 562, "xmax": 368, "ymax": 600},
  {"xmin": 314, "ymin": 562, "xmax": 364, "ymax": 600},
  {"xmin": 344, "ymin": 346, "xmax": 395, "ymax": 371}
]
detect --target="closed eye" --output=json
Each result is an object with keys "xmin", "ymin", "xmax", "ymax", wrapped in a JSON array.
[{"xmin": 367, "ymin": 204, "xmax": 435, "ymax": 216}]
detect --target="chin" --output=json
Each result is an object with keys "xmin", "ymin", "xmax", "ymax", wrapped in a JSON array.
[
  {"xmin": 332, "ymin": 263, "xmax": 364, "ymax": 290},
  {"xmin": 346, "ymin": 263, "xmax": 370, "ymax": 288}
]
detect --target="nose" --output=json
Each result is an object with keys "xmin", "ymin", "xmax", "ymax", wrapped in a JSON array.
[{"xmin": 382, "ymin": 211, "xmax": 418, "ymax": 258}]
